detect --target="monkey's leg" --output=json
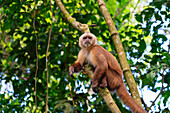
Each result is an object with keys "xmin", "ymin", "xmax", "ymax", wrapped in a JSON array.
[{"xmin": 99, "ymin": 75, "xmax": 107, "ymax": 88}]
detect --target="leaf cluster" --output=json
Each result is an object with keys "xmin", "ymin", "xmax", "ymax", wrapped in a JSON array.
[{"xmin": 0, "ymin": 0, "xmax": 169, "ymax": 112}]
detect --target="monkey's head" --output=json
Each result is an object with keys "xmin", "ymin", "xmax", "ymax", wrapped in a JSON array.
[{"xmin": 79, "ymin": 32, "xmax": 98, "ymax": 49}]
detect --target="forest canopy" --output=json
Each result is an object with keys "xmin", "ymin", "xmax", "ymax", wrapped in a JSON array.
[{"xmin": 0, "ymin": 0, "xmax": 169, "ymax": 112}]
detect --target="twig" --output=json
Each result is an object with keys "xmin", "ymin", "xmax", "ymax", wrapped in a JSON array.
[
  {"xmin": 113, "ymin": 0, "xmax": 131, "ymax": 19},
  {"xmin": 68, "ymin": 82, "xmax": 78, "ymax": 113},
  {"xmin": 0, "ymin": 11, "xmax": 3, "ymax": 21},
  {"xmin": 79, "ymin": 2, "xmax": 88, "ymax": 14},
  {"xmin": 168, "ymin": 40, "xmax": 170, "ymax": 56},
  {"xmin": 141, "ymin": 98, "xmax": 147, "ymax": 110},
  {"xmin": 33, "ymin": 0, "xmax": 38, "ymax": 112},
  {"xmin": 45, "ymin": 0, "xmax": 53, "ymax": 112},
  {"xmin": 131, "ymin": 0, "xmax": 140, "ymax": 14},
  {"xmin": 148, "ymin": 70, "xmax": 165, "ymax": 110},
  {"xmin": 88, "ymin": 24, "xmax": 98, "ymax": 27},
  {"xmin": 28, "ymin": 105, "xmax": 33, "ymax": 113},
  {"xmin": 0, "ymin": 0, "xmax": 7, "ymax": 9}
]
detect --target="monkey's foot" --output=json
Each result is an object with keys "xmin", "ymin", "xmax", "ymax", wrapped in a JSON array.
[{"xmin": 92, "ymin": 86, "xmax": 99, "ymax": 93}]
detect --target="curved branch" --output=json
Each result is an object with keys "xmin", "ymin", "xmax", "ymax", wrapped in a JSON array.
[
  {"xmin": 55, "ymin": 0, "xmax": 89, "ymax": 33},
  {"xmin": 55, "ymin": 1, "xmax": 121, "ymax": 113},
  {"xmin": 97, "ymin": 0, "xmax": 143, "ymax": 107}
]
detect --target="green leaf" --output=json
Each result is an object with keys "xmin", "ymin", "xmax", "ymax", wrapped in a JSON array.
[
  {"xmin": 146, "ymin": 71, "xmax": 156, "ymax": 80},
  {"xmin": 158, "ymin": 34, "xmax": 167, "ymax": 41},
  {"xmin": 123, "ymin": 13, "xmax": 130, "ymax": 21},
  {"xmin": 143, "ymin": 8, "xmax": 154, "ymax": 20},
  {"xmin": 155, "ymin": 12, "xmax": 162, "ymax": 21},
  {"xmin": 139, "ymin": 39, "xmax": 146, "ymax": 52},
  {"xmin": 160, "ymin": 11, "xmax": 167, "ymax": 16},
  {"xmin": 135, "ymin": 14, "xmax": 143, "ymax": 23}
]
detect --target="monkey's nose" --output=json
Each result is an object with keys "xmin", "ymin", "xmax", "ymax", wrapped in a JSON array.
[
  {"xmin": 86, "ymin": 39, "xmax": 90, "ymax": 42},
  {"xmin": 85, "ymin": 41, "xmax": 90, "ymax": 44}
]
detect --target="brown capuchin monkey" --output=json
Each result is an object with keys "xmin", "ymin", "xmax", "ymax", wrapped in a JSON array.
[{"xmin": 69, "ymin": 32, "xmax": 147, "ymax": 113}]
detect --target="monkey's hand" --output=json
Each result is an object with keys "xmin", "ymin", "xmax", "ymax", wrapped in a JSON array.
[
  {"xmin": 92, "ymin": 83, "xmax": 106, "ymax": 93},
  {"xmin": 91, "ymin": 82, "xmax": 99, "ymax": 93},
  {"xmin": 69, "ymin": 63, "xmax": 83, "ymax": 78},
  {"xmin": 69, "ymin": 65, "xmax": 75, "ymax": 78}
]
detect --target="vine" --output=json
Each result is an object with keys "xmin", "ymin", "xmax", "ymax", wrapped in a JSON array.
[{"xmin": 45, "ymin": 0, "xmax": 53, "ymax": 112}]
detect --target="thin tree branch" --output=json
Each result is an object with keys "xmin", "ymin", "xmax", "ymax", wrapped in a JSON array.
[
  {"xmin": 113, "ymin": 0, "xmax": 131, "ymax": 19},
  {"xmin": 147, "ymin": 70, "xmax": 165, "ymax": 111},
  {"xmin": 131, "ymin": 0, "xmax": 140, "ymax": 14},
  {"xmin": 0, "ymin": 11, "xmax": 3, "ymax": 21},
  {"xmin": 68, "ymin": 82, "xmax": 78, "ymax": 113},
  {"xmin": 79, "ymin": 2, "xmax": 88, "ymax": 14},
  {"xmin": 45, "ymin": 0, "xmax": 53, "ymax": 112},
  {"xmin": 33, "ymin": 0, "xmax": 38, "ymax": 112},
  {"xmin": 0, "ymin": 0, "xmax": 7, "ymax": 8},
  {"xmin": 141, "ymin": 98, "xmax": 147, "ymax": 110},
  {"xmin": 168, "ymin": 40, "xmax": 170, "ymax": 56},
  {"xmin": 88, "ymin": 24, "xmax": 98, "ymax": 27}
]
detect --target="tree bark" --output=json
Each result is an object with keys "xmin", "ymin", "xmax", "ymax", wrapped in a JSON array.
[
  {"xmin": 56, "ymin": 0, "xmax": 121, "ymax": 112},
  {"xmin": 83, "ymin": 65, "xmax": 121, "ymax": 113},
  {"xmin": 97, "ymin": 0, "xmax": 143, "ymax": 107}
]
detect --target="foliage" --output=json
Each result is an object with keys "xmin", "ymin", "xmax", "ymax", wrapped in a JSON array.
[{"xmin": 0, "ymin": 0, "xmax": 169, "ymax": 112}]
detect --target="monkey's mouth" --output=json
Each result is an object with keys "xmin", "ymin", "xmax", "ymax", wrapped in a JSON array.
[{"xmin": 84, "ymin": 41, "xmax": 91, "ymax": 47}]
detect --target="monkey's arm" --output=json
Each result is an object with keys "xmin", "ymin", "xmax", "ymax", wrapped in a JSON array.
[
  {"xmin": 69, "ymin": 50, "xmax": 86, "ymax": 78},
  {"xmin": 91, "ymin": 54, "xmax": 108, "ymax": 92}
]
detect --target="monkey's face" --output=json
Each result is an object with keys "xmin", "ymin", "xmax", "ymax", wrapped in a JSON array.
[
  {"xmin": 79, "ymin": 33, "xmax": 98, "ymax": 49},
  {"xmin": 81, "ymin": 36, "xmax": 93, "ymax": 48}
]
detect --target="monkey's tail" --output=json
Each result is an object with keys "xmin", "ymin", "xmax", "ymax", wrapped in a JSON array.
[{"xmin": 116, "ymin": 84, "xmax": 147, "ymax": 113}]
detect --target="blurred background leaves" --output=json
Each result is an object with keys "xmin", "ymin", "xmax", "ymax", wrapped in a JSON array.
[{"xmin": 0, "ymin": 0, "xmax": 169, "ymax": 112}]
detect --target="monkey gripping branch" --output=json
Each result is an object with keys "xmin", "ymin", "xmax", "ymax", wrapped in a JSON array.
[{"xmin": 56, "ymin": 0, "xmax": 146, "ymax": 113}]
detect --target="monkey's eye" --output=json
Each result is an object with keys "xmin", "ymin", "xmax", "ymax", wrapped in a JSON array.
[
  {"xmin": 88, "ymin": 37, "xmax": 92, "ymax": 39},
  {"xmin": 83, "ymin": 37, "xmax": 87, "ymax": 39}
]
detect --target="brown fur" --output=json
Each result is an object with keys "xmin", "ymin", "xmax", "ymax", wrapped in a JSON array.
[{"xmin": 69, "ymin": 33, "xmax": 147, "ymax": 113}]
